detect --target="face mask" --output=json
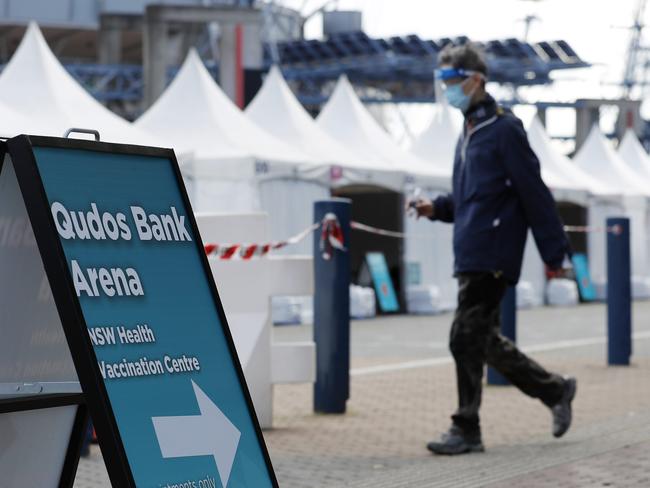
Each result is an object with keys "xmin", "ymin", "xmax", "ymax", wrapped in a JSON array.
[{"xmin": 444, "ymin": 80, "xmax": 474, "ymax": 112}]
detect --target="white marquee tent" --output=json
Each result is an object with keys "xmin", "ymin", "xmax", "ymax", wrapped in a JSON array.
[
  {"xmin": 245, "ymin": 66, "xmax": 409, "ymax": 251},
  {"xmin": 529, "ymin": 117, "xmax": 616, "ymax": 199},
  {"xmin": 0, "ymin": 99, "xmax": 49, "ymax": 137},
  {"xmin": 136, "ymin": 50, "xmax": 329, "ymax": 251},
  {"xmin": 405, "ymin": 103, "xmax": 462, "ymax": 310},
  {"xmin": 246, "ymin": 66, "xmax": 402, "ymax": 190},
  {"xmin": 618, "ymin": 130, "xmax": 650, "ymax": 279},
  {"xmin": 0, "ymin": 22, "xmax": 159, "ymax": 145},
  {"xmin": 317, "ymin": 78, "xmax": 455, "ymax": 311},
  {"xmin": 573, "ymin": 125, "xmax": 650, "ymax": 283},
  {"xmin": 317, "ymin": 76, "xmax": 450, "ymax": 190},
  {"xmin": 137, "ymin": 49, "xmax": 315, "ymax": 178},
  {"xmin": 618, "ymin": 129, "xmax": 650, "ymax": 183},
  {"xmin": 410, "ymin": 102, "xmax": 462, "ymax": 178},
  {"xmin": 526, "ymin": 117, "xmax": 624, "ymax": 304}
]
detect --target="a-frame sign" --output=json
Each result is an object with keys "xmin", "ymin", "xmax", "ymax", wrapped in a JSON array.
[{"xmin": 3, "ymin": 135, "xmax": 278, "ymax": 487}]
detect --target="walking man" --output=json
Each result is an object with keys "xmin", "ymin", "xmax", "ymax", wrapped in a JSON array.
[{"xmin": 412, "ymin": 43, "xmax": 577, "ymax": 455}]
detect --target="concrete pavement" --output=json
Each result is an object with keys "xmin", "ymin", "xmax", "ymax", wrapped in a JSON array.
[{"xmin": 75, "ymin": 301, "xmax": 650, "ymax": 487}]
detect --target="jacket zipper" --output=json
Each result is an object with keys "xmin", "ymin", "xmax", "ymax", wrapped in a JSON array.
[{"xmin": 460, "ymin": 115, "xmax": 499, "ymax": 164}]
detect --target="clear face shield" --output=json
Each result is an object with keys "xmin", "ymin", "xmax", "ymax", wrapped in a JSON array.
[{"xmin": 435, "ymin": 67, "xmax": 485, "ymax": 111}]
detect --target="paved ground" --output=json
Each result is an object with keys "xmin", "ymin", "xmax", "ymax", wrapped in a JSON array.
[{"xmin": 75, "ymin": 301, "xmax": 650, "ymax": 487}]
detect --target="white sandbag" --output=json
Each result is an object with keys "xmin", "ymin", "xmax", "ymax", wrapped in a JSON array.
[
  {"xmin": 350, "ymin": 285, "xmax": 376, "ymax": 319},
  {"xmin": 297, "ymin": 296, "xmax": 314, "ymax": 324},
  {"xmin": 546, "ymin": 278, "xmax": 579, "ymax": 307},
  {"xmin": 632, "ymin": 276, "xmax": 650, "ymax": 299},
  {"xmin": 271, "ymin": 296, "xmax": 303, "ymax": 325},
  {"xmin": 516, "ymin": 281, "xmax": 537, "ymax": 309},
  {"xmin": 406, "ymin": 285, "xmax": 442, "ymax": 315}
]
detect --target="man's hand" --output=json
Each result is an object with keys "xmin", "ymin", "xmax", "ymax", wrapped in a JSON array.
[
  {"xmin": 545, "ymin": 266, "xmax": 574, "ymax": 280},
  {"xmin": 407, "ymin": 198, "xmax": 434, "ymax": 219}
]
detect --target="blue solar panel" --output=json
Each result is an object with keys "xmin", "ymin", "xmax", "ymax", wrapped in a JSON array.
[{"xmin": 262, "ymin": 33, "xmax": 588, "ymax": 104}]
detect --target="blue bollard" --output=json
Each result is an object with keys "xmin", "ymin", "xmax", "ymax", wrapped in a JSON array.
[
  {"xmin": 313, "ymin": 199, "xmax": 351, "ymax": 413},
  {"xmin": 607, "ymin": 217, "xmax": 631, "ymax": 365},
  {"xmin": 487, "ymin": 285, "xmax": 517, "ymax": 385}
]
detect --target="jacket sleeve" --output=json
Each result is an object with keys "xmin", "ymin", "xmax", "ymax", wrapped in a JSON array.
[
  {"xmin": 498, "ymin": 117, "xmax": 571, "ymax": 269},
  {"xmin": 431, "ymin": 194, "xmax": 455, "ymax": 223}
]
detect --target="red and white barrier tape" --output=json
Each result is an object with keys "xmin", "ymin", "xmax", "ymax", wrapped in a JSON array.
[
  {"xmin": 204, "ymin": 222, "xmax": 319, "ymax": 260},
  {"xmin": 204, "ymin": 219, "xmax": 622, "ymax": 260},
  {"xmin": 350, "ymin": 221, "xmax": 408, "ymax": 239}
]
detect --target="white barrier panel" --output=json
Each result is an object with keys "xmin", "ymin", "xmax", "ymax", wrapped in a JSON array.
[{"xmin": 196, "ymin": 213, "xmax": 315, "ymax": 429}]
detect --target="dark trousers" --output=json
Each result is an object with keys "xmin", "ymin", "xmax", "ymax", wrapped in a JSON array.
[{"xmin": 450, "ymin": 272, "xmax": 565, "ymax": 435}]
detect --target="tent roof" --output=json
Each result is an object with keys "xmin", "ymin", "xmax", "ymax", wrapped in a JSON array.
[
  {"xmin": 573, "ymin": 125, "xmax": 649, "ymax": 196},
  {"xmin": 618, "ymin": 129, "xmax": 650, "ymax": 183},
  {"xmin": 409, "ymin": 103, "xmax": 461, "ymax": 177},
  {"xmin": 246, "ymin": 66, "xmax": 371, "ymax": 169},
  {"xmin": 0, "ymin": 99, "xmax": 48, "ymax": 137},
  {"xmin": 0, "ymin": 22, "xmax": 159, "ymax": 145},
  {"xmin": 317, "ymin": 75, "xmax": 449, "ymax": 186},
  {"xmin": 137, "ymin": 49, "xmax": 313, "ymax": 167},
  {"xmin": 527, "ymin": 117, "xmax": 614, "ymax": 196}
]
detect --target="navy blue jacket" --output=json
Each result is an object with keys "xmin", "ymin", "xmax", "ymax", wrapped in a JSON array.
[{"xmin": 432, "ymin": 95, "xmax": 570, "ymax": 283}]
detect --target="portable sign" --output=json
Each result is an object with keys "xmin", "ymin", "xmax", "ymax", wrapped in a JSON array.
[
  {"xmin": 364, "ymin": 252, "xmax": 399, "ymax": 312},
  {"xmin": 6, "ymin": 135, "xmax": 278, "ymax": 488},
  {"xmin": 0, "ymin": 141, "xmax": 85, "ymax": 488},
  {"xmin": 572, "ymin": 253, "xmax": 597, "ymax": 302},
  {"xmin": 0, "ymin": 394, "xmax": 87, "ymax": 488}
]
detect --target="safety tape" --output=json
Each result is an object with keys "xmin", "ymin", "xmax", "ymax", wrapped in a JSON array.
[
  {"xmin": 204, "ymin": 220, "xmax": 623, "ymax": 260},
  {"xmin": 204, "ymin": 222, "xmax": 319, "ymax": 260},
  {"xmin": 350, "ymin": 221, "xmax": 408, "ymax": 238}
]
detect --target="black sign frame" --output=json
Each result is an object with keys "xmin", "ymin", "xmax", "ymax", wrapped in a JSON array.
[
  {"xmin": 0, "ymin": 393, "xmax": 87, "ymax": 488},
  {"xmin": 6, "ymin": 135, "xmax": 279, "ymax": 487}
]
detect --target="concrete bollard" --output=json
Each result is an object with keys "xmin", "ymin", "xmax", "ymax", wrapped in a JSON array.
[
  {"xmin": 313, "ymin": 199, "xmax": 351, "ymax": 413},
  {"xmin": 487, "ymin": 285, "xmax": 517, "ymax": 385},
  {"xmin": 607, "ymin": 217, "xmax": 631, "ymax": 366}
]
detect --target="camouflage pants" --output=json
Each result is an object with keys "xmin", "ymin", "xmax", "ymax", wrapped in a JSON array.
[{"xmin": 449, "ymin": 272, "xmax": 565, "ymax": 434}]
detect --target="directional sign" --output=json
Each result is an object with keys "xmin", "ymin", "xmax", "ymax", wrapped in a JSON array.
[
  {"xmin": 152, "ymin": 381, "xmax": 241, "ymax": 488},
  {"xmin": 6, "ymin": 136, "xmax": 278, "ymax": 487},
  {"xmin": 365, "ymin": 252, "xmax": 399, "ymax": 312},
  {"xmin": 572, "ymin": 253, "xmax": 596, "ymax": 302}
]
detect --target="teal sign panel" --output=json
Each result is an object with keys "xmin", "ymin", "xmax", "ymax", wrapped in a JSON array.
[
  {"xmin": 572, "ymin": 253, "xmax": 596, "ymax": 302},
  {"xmin": 365, "ymin": 252, "xmax": 399, "ymax": 312},
  {"xmin": 29, "ymin": 143, "xmax": 276, "ymax": 488}
]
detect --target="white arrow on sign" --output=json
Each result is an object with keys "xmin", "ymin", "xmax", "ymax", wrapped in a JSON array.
[{"xmin": 152, "ymin": 380, "xmax": 241, "ymax": 488}]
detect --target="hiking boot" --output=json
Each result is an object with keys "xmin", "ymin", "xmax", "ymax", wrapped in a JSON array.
[
  {"xmin": 426, "ymin": 425, "xmax": 485, "ymax": 455},
  {"xmin": 551, "ymin": 376, "xmax": 577, "ymax": 438}
]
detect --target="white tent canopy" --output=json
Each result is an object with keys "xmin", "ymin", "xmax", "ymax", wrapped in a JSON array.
[
  {"xmin": 404, "ymin": 103, "xmax": 460, "ymax": 310},
  {"xmin": 409, "ymin": 102, "xmax": 461, "ymax": 178},
  {"xmin": 0, "ymin": 22, "xmax": 159, "ymax": 145},
  {"xmin": 617, "ymin": 130, "xmax": 650, "ymax": 280},
  {"xmin": 574, "ymin": 125, "xmax": 650, "ymax": 196},
  {"xmin": 0, "ymin": 99, "xmax": 49, "ymax": 137},
  {"xmin": 573, "ymin": 125, "xmax": 649, "ymax": 280},
  {"xmin": 524, "ymin": 117, "xmax": 623, "ymax": 304},
  {"xmin": 527, "ymin": 117, "xmax": 617, "ymax": 202},
  {"xmin": 137, "ymin": 49, "xmax": 316, "ymax": 181},
  {"xmin": 245, "ymin": 65, "xmax": 401, "ymax": 189},
  {"xmin": 317, "ymin": 75, "xmax": 449, "ymax": 190},
  {"xmin": 317, "ymin": 76, "xmax": 454, "ymax": 310},
  {"xmin": 618, "ymin": 129, "xmax": 650, "ymax": 184},
  {"xmin": 136, "ymin": 49, "xmax": 330, "ymax": 225}
]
